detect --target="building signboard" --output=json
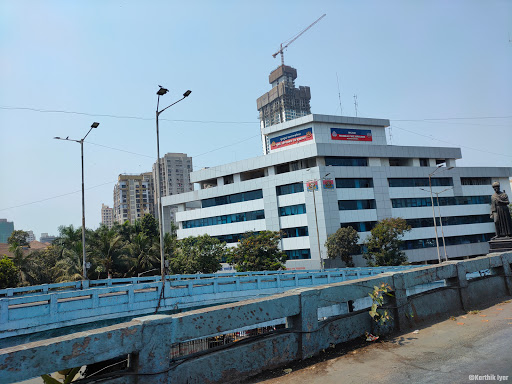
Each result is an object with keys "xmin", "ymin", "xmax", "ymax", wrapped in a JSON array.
[
  {"xmin": 331, "ymin": 128, "xmax": 372, "ymax": 142},
  {"xmin": 270, "ymin": 128, "xmax": 313, "ymax": 150}
]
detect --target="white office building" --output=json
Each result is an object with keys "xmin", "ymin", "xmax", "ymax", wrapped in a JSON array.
[{"xmin": 162, "ymin": 114, "xmax": 511, "ymax": 269}]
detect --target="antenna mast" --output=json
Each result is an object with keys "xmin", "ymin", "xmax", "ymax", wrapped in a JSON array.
[
  {"xmin": 353, "ymin": 94, "xmax": 358, "ymax": 117},
  {"xmin": 272, "ymin": 14, "xmax": 326, "ymax": 66},
  {"xmin": 336, "ymin": 72, "xmax": 342, "ymax": 115}
]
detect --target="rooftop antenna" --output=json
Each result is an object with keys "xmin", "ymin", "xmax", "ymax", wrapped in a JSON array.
[
  {"xmin": 353, "ymin": 94, "xmax": 358, "ymax": 117},
  {"xmin": 389, "ymin": 125, "xmax": 393, "ymax": 144},
  {"xmin": 272, "ymin": 14, "xmax": 326, "ymax": 66},
  {"xmin": 336, "ymin": 72, "xmax": 342, "ymax": 116}
]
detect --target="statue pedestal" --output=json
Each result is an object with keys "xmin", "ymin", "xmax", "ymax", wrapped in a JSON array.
[{"xmin": 489, "ymin": 237, "xmax": 512, "ymax": 252}]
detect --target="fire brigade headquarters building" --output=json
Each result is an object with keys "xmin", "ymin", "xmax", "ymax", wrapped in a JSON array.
[{"xmin": 162, "ymin": 114, "xmax": 512, "ymax": 269}]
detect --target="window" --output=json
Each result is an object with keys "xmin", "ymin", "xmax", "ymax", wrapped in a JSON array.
[
  {"xmin": 420, "ymin": 158, "xmax": 429, "ymax": 167},
  {"xmin": 341, "ymin": 221, "xmax": 376, "ymax": 232},
  {"xmin": 335, "ymin": 178, "xmax": 373, "ymax": 188},
  {"xmin": 201, "ymin": 190, "xmax": 263, "ymax": 208},
  {"xmin": 325, "ymin": 157, "xmax": 368, "ymax": 167},
  {"xmin": 276, "ymin": 182, "xmax": 304, "ymax": 196},
  {"xmin": 279, "ymin": 204, "xmax": 306, "ymax": 216},
  {"xmin": 402, "ymin": 233, "xmax": 493, "ymax": 250},
  {"xmin": 182, "ymin": 210, "xmax": 265, "ymax": 229},
  {"xmin": 282, "ymin": 227, "xmax": 309, "ymax": 238},
  {"xmin": 338, "ymin": 200, "xmax": 376, "ymax": 210},
  {"xmin": 392, "ymin": 195, "xmax": 491, "ymax": 208},
  {"xmin": 285, "ymin": 249, "xmax": 311, "ymax": 260},
  {"xmin": 388, "ymin": 178, "xmax": 452, "ymax": 188},
  {"xmin": 406, "ymin": 214, "xmax": 493, "ymax": 228},
  {"xmin": 461, "ymin": 178, "xmax": 491, "ymax": 186}
]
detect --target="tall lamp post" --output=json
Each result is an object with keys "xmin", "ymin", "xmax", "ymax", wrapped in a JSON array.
[
  {"xmin": 306, "ymin": 172, "xmax": 331, "ymax": 272},
  {"xmin": 54, "ymin": 122, "xmax": 100, "ymax": 280},
  {"xmin": 427, "ymin": 164, "xmax": 454, "ymax": 263},
  {"xmin": 420, "ymin": 186, "xmax": 453, "ymax": 262},
  {"xmin": 155, "ymin": 86, "xmax": 192, "ymax": 283}
]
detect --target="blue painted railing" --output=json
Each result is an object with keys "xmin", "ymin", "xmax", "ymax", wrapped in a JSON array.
[{"xmin": 0, "ymin": 267, "xmax": 416, "ymax": 339}]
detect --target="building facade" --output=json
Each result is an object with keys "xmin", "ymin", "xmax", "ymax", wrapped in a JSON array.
[
  {"xmin": 0, "ymin": 219, "xmax": 14, "ymax": 243},
  {"xmin": 152, "ymin": 153, "xmax": 194, "ymax": 229},
  {"xmin": 101, "ymin": 204, "xmax": 114, "ymax": 228},
  {"xmin": 162, "ymin": 114, "xmax": 512, "ymax": 269},
  {"xmin": 25, "ymin": 231, "xmax": 36, "ymax": 243},
  {"xmin": 40, "ymin": 233, "xmax": 57, "ymax": 244},
  {"xmin": 113, "ymin": 174, "xmax": 152, "ymax": 225}
]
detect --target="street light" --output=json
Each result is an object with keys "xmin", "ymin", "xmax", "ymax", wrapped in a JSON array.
[
  {"xmin": 155, "ymin": 86, "xmax": 192, "ymax": 283},
  {"xmin": 427, "ymin": 164, "xmax": 454, "ymax": 263},
  {"xmin": 420, "ymin": 186, "xmax": 453, "ymax": 262},
  {"xmin": 306, "ymin": 171, "xmax": 331, "ymax": 272},
  {"xmin": 54, "ymin": 122, "xmax": 100, "ymax": 280}
]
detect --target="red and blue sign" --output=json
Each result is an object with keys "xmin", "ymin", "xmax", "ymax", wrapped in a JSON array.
[
  {"xmin": 331, "ymin": 128, "xmax": 372, "ymax": 142},
  {"xmin": 270, "ymin": 128, "xmax": 313, "ymax": 150}
]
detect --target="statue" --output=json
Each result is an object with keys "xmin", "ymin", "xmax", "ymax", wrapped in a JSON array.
[{"xmin": 490, "ymin": 181, "xmax": 512, "ymax": 239}]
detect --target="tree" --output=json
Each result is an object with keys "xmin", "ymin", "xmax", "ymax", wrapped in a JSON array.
[
  {"xmin": 227, "ymin": 231, "xmax": 287, "ymax": 272},
  {"xmin": 89, "ymin": 225, "xmax": 127, "ymax": 278},
  {"xmin": 325, "ymin": 226, "xmax": 360, "ymax": 267},
  {"xmin": 140, "ymin": 213, "xmax": 159, "ymax": 242},
  {"xmin": 7, "ymin": 230, "xmax": 29, "ymax": 248},
  {"xmin": 363, "ymin": 218, "xmax": 411, "ymax": 266},
  {"xmin": 0, "ymin": 255, "xmax": 20, "ymax": 288},
  {"xmin": 170, "ymin": 235, "xmax": 227, "ymax": 275},
  {"xmin": 124, "ymin": 233, "xmax": 159, "ymax": 277}
]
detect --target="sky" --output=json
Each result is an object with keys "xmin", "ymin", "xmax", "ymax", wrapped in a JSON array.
[{"xmin": 0, "ymin": 0, "xmax": 511, "ymax": 239}]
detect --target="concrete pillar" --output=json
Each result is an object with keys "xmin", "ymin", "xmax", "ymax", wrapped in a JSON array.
[
  {"xmin": 285, "ymin": 289, "xmax": 320, "ymax": 360},
  {"xmin": 217, "ymin": 177, "xmax": 224, "ymax": 186},
  {"xmin": 446, "ymin": 262, "xmax": 470, "ymax": 311},
  {"xmin": 392, "ymin": 273, "xmax": 410, "ymax": 331},
  {"xmin": 233, "ymin": 173, "xmax": 241, "ymax": 183},
  {"xmin": 499, "ymin": 254, "xmax": 512, "ymax": 296}
]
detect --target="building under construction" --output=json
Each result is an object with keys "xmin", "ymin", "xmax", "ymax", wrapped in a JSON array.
[{"xmin": 256, "ymin": 65, "xmax": 311, "ymax": 131}]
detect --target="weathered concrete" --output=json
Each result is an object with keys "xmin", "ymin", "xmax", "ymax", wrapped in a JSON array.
[
  {"xmin": 248, "ymin": 300, "xmax": 512, "ymax": 384},
  {"xmin": 1, "ymin": 253, "xmax": 511, "ymax": 384}
]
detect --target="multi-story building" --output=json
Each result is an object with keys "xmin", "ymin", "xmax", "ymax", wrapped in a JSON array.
[
  {"xmin": 0, "ymin": 219, "xmax": 14, "ymax": 243},
  {"xmin": 257, "ymin": 65, "xmax": 311, "ymax": 153},
  {"xmin": 162, "ymin": 113, "xmax": 511, "ymax": 269},
  {"xmin": 101, "ymin": 204, "xmax": 114, "ymax": 228},
  {"xmin": 152, "ymin": 153, "xmax": 194, "ymax": 229},
  {"xmin": 113, "ymin": 174, "xmax": 152, "ymax": 225},
  {"xmin": 40, "ymin": 233, "xmax": 57, "ymax": 244},
  {"xmin": 25, "ymin": 230, "xmax": 36, "ymax": 243}
]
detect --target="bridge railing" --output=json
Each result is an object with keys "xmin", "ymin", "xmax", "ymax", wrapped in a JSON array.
[
  {"xmin": 1, "ymin": 253, "xmax": 510, "ymax": 384},
  {"xmin": 0, "ymin": 266, "xmax": 417, "ymax": 339}
]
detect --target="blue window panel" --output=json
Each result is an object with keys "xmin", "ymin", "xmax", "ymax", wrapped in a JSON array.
[
  {"xmin": 276, "ymin": 182, "xmax": 304, "ymax": 196},
  {"xmin": 182, "ymin": 210, "xmax": 265, "ymax": 229},
  {"xmin": 202, "ymin": 190, "xmax": 263, "ymax": 208},
  {"xmin": 279, "ymin": 204, "xmax": 307, "ymax": 217},
  {"xmin": 285, "ymin": 249, "xmax": 311, "ymax": 260},
  {"xmin": 391, "ymin": 195, "xmax": 491, "ymax": 208},
  {"xmin": 338, "ymin": 200, "xmax": 376, "ymax": 211}
]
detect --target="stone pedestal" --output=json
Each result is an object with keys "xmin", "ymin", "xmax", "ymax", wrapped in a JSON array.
[{"xmin": 489, "ymin": 237, "xmax": 512, "ymax": 252}]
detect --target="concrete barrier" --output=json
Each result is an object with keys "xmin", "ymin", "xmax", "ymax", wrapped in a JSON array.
[{"xmin": 1, "ymin": 253, "xmax": 510, "ymax": 384}]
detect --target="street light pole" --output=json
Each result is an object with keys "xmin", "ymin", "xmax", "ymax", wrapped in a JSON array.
[
  {"xmin": 307, "ymin": 172, "xmax": 331, "ymax": 272},
  {"xmin": 54, "ymin": 122, "xmax": 99, "ymax": 280},
  {"xmin": 155, "ymin": 87, "xmax": 192, "ymax": 283}
]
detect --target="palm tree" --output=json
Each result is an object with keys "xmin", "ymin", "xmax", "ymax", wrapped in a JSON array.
[
  {"xmin": 88, "ymin": 225, "xmax": 127, "ymax": 278},
  {"xmin": 53, "ymin": 241, "xmax": 84, "ymax": 282},
  {"xmin": 125, "ymin": 233, "xmax": 159, "ymax": 277}
]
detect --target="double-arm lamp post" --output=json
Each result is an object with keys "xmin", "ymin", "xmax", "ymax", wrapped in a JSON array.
[
  {"xmin": 155, "ymin": 87, "xmax": 192, "ymax": 283},
  {"xmin": 54, "ymin": 122, "xmax": 100, "ymax": 280},
  {"xmin": 426, "ymin": 164, "xmax": 454, "ymax": 264}
]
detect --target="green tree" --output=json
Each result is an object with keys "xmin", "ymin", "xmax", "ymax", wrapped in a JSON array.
[
  {"xmin": 7, "ymin": 230, "xmax": 29, "ymax": 248},
  {"xmin": 170, "ymin": 234, "xmax": 227, "ymax": 275},
  {"xmin": 140, "ymin": 213, "xmax": 159, "ymax": 242},
  {"xmin": 227, "ymin": 231, "xmax": 287, "ymax": 272},
  {"xmin": 125, "ymin": 232, "xmax": 159, "ymax": 277},
  {"xmin": 0, "ymin": 255, "xmax": 20, "ymax": 288},
  {"xmin": 325, "ymin": 226, "xmax": 360, "ymax": 267},
  {"xmin": 89, "ymin": 225, "xmax": 127, "ymax": 278},
  {"xmin": 363, "ymin": 218, "xmax": 411, "ymax": 266},
  {"xmin": 28, "ymin": 249, "xmax": 60, "ymax": 285},
  {"xmin": 53, "ymin": 241, "xmax": 84, "ymax": 282}
]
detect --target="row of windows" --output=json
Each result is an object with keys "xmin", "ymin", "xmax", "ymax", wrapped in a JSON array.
[
  {"xmin": 202, "ymin": 190, "xmax": 263, "ymax": 208},
  {"xmin": 338, "ymin": 199, "xmax": 376, "ymax": 211},
  {"xmin": 461, "ymin": 177, "xmax": 492, "ymax": 186},
  {"xmin": 276, "ymin": 182, "xmax": 304, "ymax": 196},
  {"xmin": 285, "ymin": 249, "xmax": 311, "ymax": 260},
  {"xmin": 282, "ymin": 226, "xmax": 309, "ymax": 238},
  {"xmin": 392, "ymin": 195, "xmax": 491, "ymax": 208},
  {"xmin": 214, "ymin": 232, "xmax": 260, "ymax": 244},
  {"xmin": 341, "ymin": 214, "xmax": 493, "ymax": 233},
  {"xmin": 406, "ymin": 214, "xmax": 493, "ymax": 228},
  {"xmin": 341, "ymin": 221, "xmax": 377, "ymax": 232},
  {"xmin": 182, "ymin": 210, "xmax": 265, "ymax": 229},
  {"xmin": 388, "ymin": 178, "xmax": 452, "ymax": 188},
  {"xmin": 279, "ymin": 204, "xmax": 307, "ymax": 217},
  {"xmin": 325, "ymin": 157, "xmax": 368, "ymax": 167},
  {"xmin": 336, "ymin": 178, "xmax": 373, "ymax": 188},
  {"xmin": 402, "ymin": 233, "xmax": 493, "ymax": 250}
]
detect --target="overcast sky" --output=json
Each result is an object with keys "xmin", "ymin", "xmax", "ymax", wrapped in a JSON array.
[{"xmin": 1, "ymin": 0, "xmax": 511, "ymax": 239}]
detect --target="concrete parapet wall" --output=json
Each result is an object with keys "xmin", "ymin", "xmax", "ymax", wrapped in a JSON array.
[{"xmin": 1, "ymin": 253, "xmax": 511, "ymax": 383}]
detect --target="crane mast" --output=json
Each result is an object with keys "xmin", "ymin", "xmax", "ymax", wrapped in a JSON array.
[{"xmin": 272, "ymin": 14, "xmax": 326, "ymax": 66}]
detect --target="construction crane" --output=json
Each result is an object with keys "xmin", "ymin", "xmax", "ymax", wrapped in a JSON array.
[{"xmin": 272, "ymin": 14, "xmax": 326, "ymax": 66}]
